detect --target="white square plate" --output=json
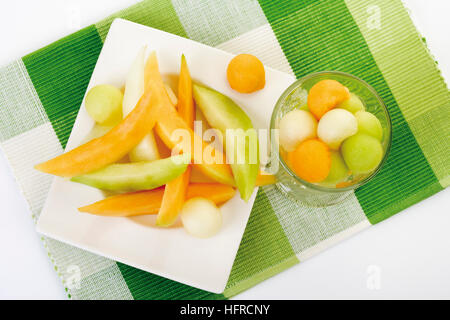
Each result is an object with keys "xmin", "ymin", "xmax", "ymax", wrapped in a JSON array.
[{"xmin": 37, "ymin": 18, "xmax": 295, "ymax": 293}]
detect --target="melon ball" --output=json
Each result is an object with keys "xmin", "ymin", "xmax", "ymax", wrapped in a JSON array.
[
  {"xmin": 85, "ymin": 84, "xmax": 123, "ymax": 125},
  {"xmin": 341, "ymin": 133, "xmax": 383, "ymax": 174},
  {"xmin": 180, "ymin": 198, "xmax": 222, "ymax": 238},
  {"xmin": 323, "ymin": 151, "xmax": 349, "ymax": 185},
  {"xmin": 307, "ymin": 79, "xmax": 350, "ymax": 119},
  {"xmin": 337, "ymin": 92, "xmax": 365, "ymax": 114},
  {"xmin": 279, "ymin": 109, "xmax": 317, "ymax": 152},
  {"xmin": 287, "ymin": 139, "xmax": 331, "ymax": 183},
  {"xmin": 355, "ymin": 111, "xmax": 383, "ymax": 141},
  {"xmin": 227, "ymin": 54, "xmax": 265, "ymax": 93},
  {"xmin": 317, "ymin": 109, "xmax": 358, "ymax": 149}
]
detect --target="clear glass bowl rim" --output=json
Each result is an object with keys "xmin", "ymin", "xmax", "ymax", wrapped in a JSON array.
[{"xmin": 270, "ymin": 70, "xmax": 392, "ymax": 193}]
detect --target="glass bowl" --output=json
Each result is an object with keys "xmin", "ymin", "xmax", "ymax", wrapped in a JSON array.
[{"xmin": 270, "ymin": 71, "xmax": 392, "ymax": 207}]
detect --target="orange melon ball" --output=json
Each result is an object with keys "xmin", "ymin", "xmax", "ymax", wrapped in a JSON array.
[
  {"xmin": 227, "ymin": 54, "xmax": 265, "ymax": 93},
  {"xmin": 307, "ymin": 79, "xmax": 350, "ymax": 119},
  {"xmin": 287, "ymin": 139, "xmax": 331, "ymax": 183}
]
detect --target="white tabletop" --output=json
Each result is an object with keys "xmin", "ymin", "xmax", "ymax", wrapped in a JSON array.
[{"xmin": 0, "ymin": 0, "xmax": 449, "ymax": 300}]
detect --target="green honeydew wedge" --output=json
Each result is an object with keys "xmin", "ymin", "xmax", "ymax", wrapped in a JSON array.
[
  {"xmin": 71, "ymin": 154, "xmax": 190, "ymax": 192},
  {"xmin": 193, "ymin": 84, "xmax": 258, "ymax": 201}
]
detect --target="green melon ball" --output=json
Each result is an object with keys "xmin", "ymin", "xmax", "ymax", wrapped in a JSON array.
[
  {"xmin": 337, "ymin": 92, "xmax": 365, "ymax": 114},
  {"xmin": 85, "ymin": 84, "xmax": 123, "ymax": 125},
  {"xmin": 323, "ymin": 151, "xmax": 349, "ymax": 185},
  {"xmin": 341, "ymin": 133, "xmax": 383, "ymax": 174},
  {"xmin": 355, "ymin": 111, "xmax": 383, "ymax": 141}
]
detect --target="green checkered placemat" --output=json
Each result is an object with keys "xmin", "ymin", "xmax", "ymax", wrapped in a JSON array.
[{"xmin": 1, "ymin": 0, "xmax": 448, "ymax": 299}]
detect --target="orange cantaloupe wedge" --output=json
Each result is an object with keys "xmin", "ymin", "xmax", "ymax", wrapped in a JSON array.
[
  {"xmin": 78, "ymin": 183, "xmax": 236, "ymax": 217},
  {"xmin": 145, "ymin": 52, "xmax": 235, "ymax": 186},
  {"xmin": 157, "ymin": 55, "xmax": 195, "ymax": 227},
  {"xmin": 157, "ymin": 166, "xmax": 191, "ymax": 226},
  {"xmin": 190, "ymin": 165, "xmax": 215, "ymax": 183},
  {"xmin": 35, "ymin": 79, "xmax": 159, "ymax": 177},
  {"xmin": 155, "ymin": 106, "xmax": 233, "ymax": 184},
  {"xmin": 177, "ymin": 55, "xmax": 195, "ymax": 130}
]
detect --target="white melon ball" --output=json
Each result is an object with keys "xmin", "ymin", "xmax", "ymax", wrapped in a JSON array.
[
  {"xmin": 180, "ymin": 198, "xmax": 222, "ymax": 238},
  {"xmin": 317, "ymin": 109, "xmax": 358, "ymax": 149},
  {"xmin": 279, "ymin": 109, "xmax": 317, "ymax": 152}
]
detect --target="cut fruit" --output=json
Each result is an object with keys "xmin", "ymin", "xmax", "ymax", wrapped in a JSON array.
[
  {"xmin": 35, "ymin": 76, "xmax": 160, "ymax": 177},
  {"xmin": 144, "ymin": 52, "xmax": 164, "ymax": 88},
  {"xmin": 80, "ymin": 125, "xmax": 129, "ymax": 164},
  {"xmin": 180, "ymin": 198, "xmax": 222, "ymax": 238},
  {"xmin": 185, "ymin": 183, "xmax": 236, "ymax": 203},
  {"xmin": 164, "ymin": 83, "xmax": 178, "ymax": 106},
  {"xmin": 279, "ymin": 109, "xmax": 317, "ymax": 152},
  {"xmin": 78, "ymin": 183, "xmax": 236, "ymax": 217},
  {"xmin": 307, "ymin": 79, "xmax": 350, "ymax": 119},
  {"xmin": 317, "ymin": 108, "xmax": 358, "ymax": 150},
  {"xmin": 177, "ymin": 54, "xmax": 194, "ymax": 129},
  {"xmin": 195, "ymin": 107, "xmax": 224, "ymax": 149},
  {"xmin": 128, "ymin": 134, "xmax": 160, "ymax": 162},
  {"xmin": 154, "ymin": 132, "xmax": 172, "ymax": 158},
  {"xmin": 85, "ymin": 84, "xmax": 123, "ymax": 125},
  {"xmin": 193, "ymin": 84, "xmax": 258, "ymax": 201},
  {"xmin": 122, "ymin": 46, "xmax": 146, "ymax": 115},
  {"xmin": 156, "ymin": 166, "xmax": 191, "ymax": 227},
  {"xmin": 337, "ymin": 92, "xmax": 365, "ymax": 114},
  {"xmin": 322, "ymin": 151, "xmax": 349, "ymax": 185},
  {"xmin": 195, "ymin": 107, "xmax": 212, "ymax": 134},
  {"xmin": 227, "ymin": 54, "xmax": 265, "ymax": 93},
  {"xmin": 287, "ymin": 139, "xmax": 331, "ymax": 183},
  {"xmin": 162, "ymin": 74, "xmax": 179, "ymax": 97},
  {"xmin": 341, "ymin": 133, "xmax": 383, "ymax": 174},
  {"xmin": 123, "ymin": 46, "xmax": 160, "ymax": 162},
  {"xmin": 144, "ymin": 51, "xmax": 175, "ymax": 106},
  {"xmin": 71, "ymin": 154, "xmax": 189, "ymax": 192},
  {"xmin": 80, "ymin": 124, "xmax": 113, "ymax": 144},
  {"xmin": 157, "ymin": 55, "xmax": 195, "ymax": 227},
  {"xmin": 155, "ymin": 107, "xmax": 234, "ymax": 185},
  {"xmin": 145, "ymin": 53, "xmax": 234, "ymax": 186},
  {"xmin": 190, "ymin": 165, "xmax": 215, "ymax": 183},
  {"xmin": 355, "ymin": 111, "xmax": 383, "ymax": 141},
  {"xmin": 79, "ymin": 186, "xmax": 166, "ymax": 217}
]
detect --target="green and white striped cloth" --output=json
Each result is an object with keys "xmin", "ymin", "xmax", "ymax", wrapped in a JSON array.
[{"xmin": 0, "ymin": 0, "xmax": 448, "ymax": 299}]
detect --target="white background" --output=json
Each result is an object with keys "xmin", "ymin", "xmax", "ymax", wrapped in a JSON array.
[{"xmin": 0, "ymin": 0, "xmax": 449, "ymax": 300}]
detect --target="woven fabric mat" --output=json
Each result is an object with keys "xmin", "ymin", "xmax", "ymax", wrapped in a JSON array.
[{"xmin": 0, "ymin": 0, "xmax": 448, "ymax": 299}]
